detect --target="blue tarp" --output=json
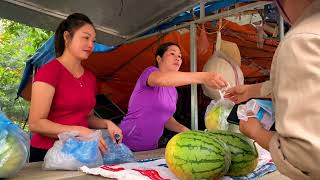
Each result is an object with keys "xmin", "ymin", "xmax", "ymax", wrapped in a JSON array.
[{"xmin": 142, "ymin": 0, "xmax": 253, "ymax": 35}]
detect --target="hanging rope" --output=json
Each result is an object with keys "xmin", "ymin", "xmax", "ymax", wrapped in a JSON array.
[
  {"xmin": 118, "ymin": 0, "xmax": 124, "ymax": 16},
  {"xmin": 215, "ymin": 18, "xmax": 223, "ymax": 51}
]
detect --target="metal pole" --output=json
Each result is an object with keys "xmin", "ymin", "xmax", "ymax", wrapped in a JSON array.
[
  {"xmin": 279, "ymin": 15, "xmax": 284, "ymax": 40},
  {"xmin": 189, "ymin": 0, "xmax": 204, "ymax": 131},
  {"xmin": 126, "ymin": 1, "xmax": 272, "ymax": 44},
  {"xmin": 126, "ymin": 1, "xmax": 207, "ymax": 41},
  {"xmin": 190, "ymin": 23, "xmax": 198, "ymax": 130},
  {"xmin": 200, "ymin": 1, "xmax": 205, "ymax": 19}
]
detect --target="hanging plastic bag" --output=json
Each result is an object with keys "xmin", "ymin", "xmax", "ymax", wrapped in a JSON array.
[
  {"xmin": 101, "ymin": 130, "xmax": 136, "ymax": 164},
  {"xmin": 205, "ymin": 90, "xmax": 235, "ymax": 131},
  {"xmin": 43, "ymin": 130, "xmax": 103, "ymax": 170},
  {"xmin": 0, "ymin": 112, "xmax": 30, "ymax": 178},
  {"xmin": 237, "ymin": 99, "xmax": 274, "ymax": 130},
  {"xmin": 197, "ymin": 24, "xmax": 210, "ymax": 56}
]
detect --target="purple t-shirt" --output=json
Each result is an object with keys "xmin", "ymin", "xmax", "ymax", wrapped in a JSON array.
[{"xmin": 120, "ymin": 66, "xmax": 177, "ymax": 151}]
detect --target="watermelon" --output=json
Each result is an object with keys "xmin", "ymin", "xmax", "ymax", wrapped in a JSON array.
[
  {"xmin": 207, "ymin": 130, "xmax": 258, "ymax": 176},
  {"xmin": 165, "ymin": 131, "xmax": 231, "ymax": 180}
]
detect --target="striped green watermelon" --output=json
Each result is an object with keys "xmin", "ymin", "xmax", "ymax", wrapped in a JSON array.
[
  {"xmin": 165, "ymin": 131, "xmax": 231, "ymax": 180},
  {"xmin": 207, "ymin": 130, "xmax": 258, "ymax": 176}
]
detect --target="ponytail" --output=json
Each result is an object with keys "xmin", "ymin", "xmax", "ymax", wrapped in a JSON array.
[{"xmin": 54, "ymin": 13, "xmax": 94, "ymax": 57}]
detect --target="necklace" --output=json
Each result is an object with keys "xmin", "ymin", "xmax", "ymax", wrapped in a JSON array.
[
  {"xmin": 56, "ymin": 59, "xmax": 84, "ymax": 87},
  {"xmin": 78, "ymin": 76, "xmax": 84, "ymax": 87},
  {"xmin": 79, "ymin": 81, "xmax": 83, "ymax": 87},
  {"xmin": 73, "ymin": 74, "xmax": 84, "ymax": 87}
]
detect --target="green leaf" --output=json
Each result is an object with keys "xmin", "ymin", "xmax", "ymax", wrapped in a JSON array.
[{"xmin": 0, "ymin": 18, "xmax": 53, "ymax": 129}]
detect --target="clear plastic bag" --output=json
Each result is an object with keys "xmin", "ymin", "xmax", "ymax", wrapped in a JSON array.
[
  {"xmin": 43, "ymin": 130, "xmax": 103, "ymax": 170},
  {"xmin": 0, "ymin": 112, "xmax": 30, "ymax": 178},
  {"xmin": 237, "ymin": 99, "xmax": 274, "ymax": 130},
  {"xmin": 205, "ymin": 98, "xmax": 235, "ymax": 131},
  {"xmin": 101, "ymin": 130, "xmax": 136, "ymax": 164}
]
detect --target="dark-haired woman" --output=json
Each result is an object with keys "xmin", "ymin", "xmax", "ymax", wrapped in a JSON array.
[
  {"xmin": 28, "ymin": 13, "xmax": 122, "ymax": 162},
  {"xmin": 120, "ymin": 42, "xmax": 228, "ymax": 152}
]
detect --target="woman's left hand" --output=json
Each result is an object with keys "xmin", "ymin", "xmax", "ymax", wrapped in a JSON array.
[
  {"xmin": 181, "ymin": 126, "xmax": 190, "ymax": 132},
  {"xmin": 239, "ymin": 117, "xmax": 264, "ymax": 140},
  {"xmin": 105, "ymin": 120, "xmax": 123, "ymax": 144}
]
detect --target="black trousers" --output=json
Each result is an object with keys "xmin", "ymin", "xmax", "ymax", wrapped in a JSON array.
[{"xmin": 29, "ymin": 146, "xmax": 48, "ymax": 162}]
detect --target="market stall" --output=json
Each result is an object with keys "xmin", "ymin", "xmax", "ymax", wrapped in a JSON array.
[{"xmin": 0, "ymin": 0, "xmax": 287, "ymax": 179}]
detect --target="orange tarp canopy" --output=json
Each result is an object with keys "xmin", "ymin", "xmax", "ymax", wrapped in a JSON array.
[{"xmin": 83, "ymin": 20, "xmax": 278, "ymax": 110}]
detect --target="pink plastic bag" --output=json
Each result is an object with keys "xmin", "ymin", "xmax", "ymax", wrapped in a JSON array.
[{"xmin": 197, "ymin": 24, "xmax": 210, "ymax": 55}]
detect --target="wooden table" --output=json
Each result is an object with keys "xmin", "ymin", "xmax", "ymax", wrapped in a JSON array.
[{"xmin": 12, "ymin": 148, "xmax": 165, "ymax": 180}]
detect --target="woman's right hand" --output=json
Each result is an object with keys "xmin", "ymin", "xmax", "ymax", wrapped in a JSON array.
[
  {"xmin": 77, "ymin": 126, "xmax": 108, "ymax": 154},
  {"xmin": 203, "ymin": 72, "xmax": 228, "ymax": 89},
  {"xmin": 224, "ymin": 85, "xmax": 250, "ymax": 104}
]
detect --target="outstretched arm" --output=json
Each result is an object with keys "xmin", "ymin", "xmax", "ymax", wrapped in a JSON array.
[
  {"xmin": 224, "ymin": 81, "xmax": 271, "ymax": 104},
  {"xmin": 148, "ymin": 71, "xmax": 228, "ymax": 89}
]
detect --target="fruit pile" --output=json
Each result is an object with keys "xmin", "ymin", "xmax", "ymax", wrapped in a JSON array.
[{"xmin": 165, "ymin": 130, "xmax": 258, "ymax": 180}]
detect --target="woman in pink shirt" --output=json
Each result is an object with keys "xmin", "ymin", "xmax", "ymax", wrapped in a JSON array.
[{"xmin": 28, "ymin": 13, "xmax": 122, "ymax": 162}]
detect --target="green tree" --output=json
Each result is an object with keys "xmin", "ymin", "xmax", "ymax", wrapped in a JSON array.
[{"xmin": 0, "ymin": 19, "xmax": 53, "ymax": 128}]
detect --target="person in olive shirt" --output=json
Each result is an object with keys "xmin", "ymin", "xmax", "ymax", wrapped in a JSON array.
[{"xmin": 225, "ymin": 0, "xmax": 320, "ymax": 179}]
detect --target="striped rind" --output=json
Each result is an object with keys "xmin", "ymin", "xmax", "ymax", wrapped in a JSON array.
[
  {"xmin": 207, "ymin": 130, "xmax": 258, "ymax": 176},
  {"xmin": 165, "ymin": 131, "xmax": 231, "ymax": 180}
]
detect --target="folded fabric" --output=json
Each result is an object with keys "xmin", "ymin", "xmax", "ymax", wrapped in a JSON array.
[
  {"xmin": 81, "ymin": 158, "xmax": 177, "ymax": 180},
  {"xmin": 81, "ymin": 143, "xmax": 277, "ymax": 180}
]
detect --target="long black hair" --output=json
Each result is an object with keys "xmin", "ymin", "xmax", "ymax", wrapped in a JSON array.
[
  {"xmin": 155, "ymin": 42, "xmax": 180, "ymax": 67},
  {"xmin": 54, "ymin": 13, "xmax": 94, "ymax": 57}
]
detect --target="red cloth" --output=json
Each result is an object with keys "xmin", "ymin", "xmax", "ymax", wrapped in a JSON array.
[{"xmin": 30, "ymin": 59, "xmax": 96, "ymax": 149}]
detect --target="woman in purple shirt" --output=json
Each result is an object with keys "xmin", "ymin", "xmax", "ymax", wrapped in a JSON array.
[{"xmin": 120, "ymin": 42, "xmax": 228, "ymax": 151}]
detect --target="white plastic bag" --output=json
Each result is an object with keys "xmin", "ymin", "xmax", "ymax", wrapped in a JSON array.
[
  {"xmin": 43, "ymin": 130, "xmax": 103, "ymax": 170},
  {"xmin": 0, "ymin": 112, "xmax": 30, "ymax": 178}
]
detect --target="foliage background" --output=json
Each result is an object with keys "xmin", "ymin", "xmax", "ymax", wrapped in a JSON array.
[{"xmin": 0, "ymin": 18, "xmax": 53, "ymax": 129}]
